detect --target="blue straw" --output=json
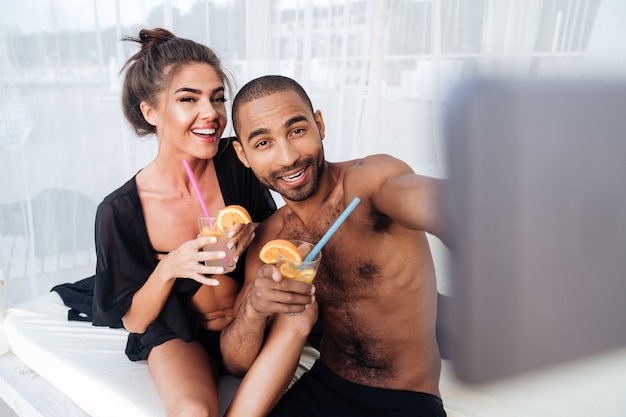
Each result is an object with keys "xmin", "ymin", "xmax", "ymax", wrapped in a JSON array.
[{"xmin": 303, "ymin": 196, "xmax": 361, "ymax": 262}]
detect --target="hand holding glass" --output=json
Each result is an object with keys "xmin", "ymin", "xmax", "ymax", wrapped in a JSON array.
[{"xmin": 198, "ymin": 212, "xmax": 237, "ymax": 273}]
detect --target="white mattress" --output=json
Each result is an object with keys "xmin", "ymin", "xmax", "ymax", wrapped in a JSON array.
[
  {"xmin": 3, "ymin": 291, "xmax": 626, "ymax": 417},
  {"xmin": 3, "ymin": 291, "xmax": 239, "ymax": 417},
  {"xmin": 440, "ymin": 347, "xmax": 626, "ymax": 417}
]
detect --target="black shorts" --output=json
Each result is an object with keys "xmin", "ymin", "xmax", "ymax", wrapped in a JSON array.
[{"xmin": 269, "ymin": 361, "xmax": 447, "ymax": 417}]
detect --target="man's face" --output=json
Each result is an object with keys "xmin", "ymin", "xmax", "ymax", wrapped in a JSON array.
[{"xmin": 233, "ymin": 90, "xmax": 326, "ymax": 202}]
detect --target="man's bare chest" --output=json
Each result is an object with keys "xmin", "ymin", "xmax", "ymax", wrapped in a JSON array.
[{"xmin": 278, "ymin": 213, "xmax": 385, "ymax": 305}]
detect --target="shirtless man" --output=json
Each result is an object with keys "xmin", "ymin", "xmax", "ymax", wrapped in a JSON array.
[{"xmin": 222, "ymin": 75, "xmax": 447, "ymax": 416}]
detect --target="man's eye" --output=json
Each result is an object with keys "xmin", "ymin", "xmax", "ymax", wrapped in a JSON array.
[
  {"xmin": 255, "ymin": 140, "xmax": 268, "ymax": 148},
  {"xmin": 292, "ymin": 128, "xmax": 304, "ymax": 135}
]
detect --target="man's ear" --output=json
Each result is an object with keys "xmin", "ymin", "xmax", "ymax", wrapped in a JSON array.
[
  {"xmin": 140, "ymin": 101, "xmax": 157, "ymax": 127},
  {"xmin": 232, "ymin": 140, "xmax": 251, "ymax": 168},
  {"xmin": 314, "ymin": 110, "xmax": 326, "ymax": 140}
]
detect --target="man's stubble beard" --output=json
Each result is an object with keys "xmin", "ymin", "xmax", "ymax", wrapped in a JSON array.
[{"xmin": 262, "ymin": 149, "xmax": 325, "ymax": 203}]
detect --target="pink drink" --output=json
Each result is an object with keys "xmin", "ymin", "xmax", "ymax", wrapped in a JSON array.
[{"xmin": 199, "ymin": 216, "xmax": 236, "ymax": 273}]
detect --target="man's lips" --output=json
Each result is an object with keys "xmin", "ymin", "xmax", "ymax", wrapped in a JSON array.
[{"xmin": 278, "ymin": 167, "xmax": 307, "ymax": 184}]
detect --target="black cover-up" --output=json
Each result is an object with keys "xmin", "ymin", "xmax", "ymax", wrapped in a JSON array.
[{"xmin": 57, "ymin": 138, "xmax": 276, "ymax": 362}]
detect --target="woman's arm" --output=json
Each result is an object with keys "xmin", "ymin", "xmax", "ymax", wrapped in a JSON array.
[
  {"xmin": 221, "ymin": 221, "xmax": 316, "ymax": 377},
  {"xmin": 122, "ymin": 235, "xmax": 222, "ymax": 333},
  {"xmin": 225, "ymin": 303, "xmax": 318, "ymax": 417}
]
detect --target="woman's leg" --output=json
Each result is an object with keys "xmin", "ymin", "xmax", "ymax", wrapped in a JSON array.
[
  {"xmin": 148, "ymin": 338, "xmax": 220, "ymax": 417},
  {"xmin": 225, "ymin": 307, "xmax": 317, "ymax": 417}
]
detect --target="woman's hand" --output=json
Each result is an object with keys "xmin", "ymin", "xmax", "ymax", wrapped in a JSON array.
[
  {"xmin": 227, "ymin": 221, "xmax": 258, "ymax": 262},
  {"xmin": 156, "ymin": 235, "xmax": 227, "ymax": 286}
]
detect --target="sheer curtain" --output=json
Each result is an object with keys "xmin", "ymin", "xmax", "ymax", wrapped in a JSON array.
[{"xmin": 1, "ymin": 0, "xmax": 624, "ymax": 308}]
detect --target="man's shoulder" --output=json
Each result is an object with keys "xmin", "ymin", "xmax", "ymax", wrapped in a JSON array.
[
  {"xmin": 341, "ymin": 154, "xmax": 405, "ymax": 174},
  {"xmin": 359, "ymin": 153, "xmax": 405, "ymax": 167},
  {"xmin": 342, "ymin": 154, "xmax": 410, "ymax": 188}
]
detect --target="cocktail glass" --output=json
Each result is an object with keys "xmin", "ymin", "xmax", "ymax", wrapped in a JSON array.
[
  {"xmin": 198, "ymin": 211, "xmax": 236, "ymax": 273},
  {"xmin": 276, "ymin": 240, "xmax": 322, "ymax": 284}
]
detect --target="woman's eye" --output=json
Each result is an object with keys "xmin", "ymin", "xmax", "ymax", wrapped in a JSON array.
[
  {"xmin": 180, "ymin": 96, "xmax": 196, "ymax": 103},
  {"xmin": 211, "ymin": 97, "xmax": 228, "ymax": 104}
]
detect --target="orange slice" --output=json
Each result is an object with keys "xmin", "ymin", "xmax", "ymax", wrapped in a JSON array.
[
  {"xmin": 217, "ymin": 205, "xmax": 252, "ymax": 231},
  {"xmin": 278, "ymin": 264, "xmax": 317, "ymax": 283},
  {"xmin": 259, "ymin": 239, "xmax": 302, "ymax": 264}
]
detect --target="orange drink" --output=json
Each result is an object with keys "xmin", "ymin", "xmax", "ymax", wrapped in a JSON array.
[
  {"xmin": 260, "ymin": 239, "xmax": 322, "ymax": 283},
  {"xmin": 199, "ymin": 206, "xmax": 251, "ymax": 273}
]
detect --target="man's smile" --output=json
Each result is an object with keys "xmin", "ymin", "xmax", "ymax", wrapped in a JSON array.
[{"xmin": 279, "ymin": 167, "xmax": 307, "ymax": 184}]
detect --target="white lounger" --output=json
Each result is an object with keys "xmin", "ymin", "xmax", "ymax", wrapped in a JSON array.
[
  {"xmin": 1, "ymin": 291, "xmax": 239, "ymax": 417},
  {"xmin": 2, "ymin": 291, "xmax": 626, "ymax": 417}
]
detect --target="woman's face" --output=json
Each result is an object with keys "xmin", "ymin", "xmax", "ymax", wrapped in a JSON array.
[{"xmin": 142, "ymin": 62, "xmax": 228, "ymax": 159}]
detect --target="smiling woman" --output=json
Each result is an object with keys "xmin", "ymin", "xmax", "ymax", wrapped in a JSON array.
[{"xmin": 53, "ymin": 27, "xmax": 276, "ymax": 416}]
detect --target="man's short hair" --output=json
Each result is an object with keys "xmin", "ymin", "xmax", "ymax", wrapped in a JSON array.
[{"xmin": 232, "ymin": 75, "xmax": 314, "ymax": 137}]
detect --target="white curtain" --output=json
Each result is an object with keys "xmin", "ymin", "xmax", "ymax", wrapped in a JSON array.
[{"xmin": 1, "ymin": 0, "xmax": 624, "ymax": 308}]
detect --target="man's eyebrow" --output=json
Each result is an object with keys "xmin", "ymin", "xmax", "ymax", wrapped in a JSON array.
[
  {"xmin": 247, "ymin": 127, "xmax": 270, "ymax": 142},
  {"xmin": 174, "ymin": 86, "xmax": 225, "ymax": 95},
  {"xmin": 285, "ymin": 115, "xmax": 307, "ymax": 128},
  {"xmin": 246, "ymin": 114, "xmax": 308, "ymax": 142}
]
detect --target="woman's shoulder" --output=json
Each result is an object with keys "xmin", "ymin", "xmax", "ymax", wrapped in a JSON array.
[
  {"xmin": 97, "ymin": 175, "xmax": 143, "ymax": 223},
  {"xmin": 101, "ymin": 175, "xmax": 140, "ymax": 206},
  {"xmin": 95, "ymin": 174, "xmax": 148, "ymax": 243}
]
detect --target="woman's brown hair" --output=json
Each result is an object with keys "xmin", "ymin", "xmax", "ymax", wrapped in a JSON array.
[{"xmin": 120, "ymin": 28, "xmax": 233, "ymax": 137}]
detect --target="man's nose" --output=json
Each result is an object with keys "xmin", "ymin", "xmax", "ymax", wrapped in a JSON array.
[{"xmin": 276, "ymin": 140, "xmax": 300, "ymax": 166}]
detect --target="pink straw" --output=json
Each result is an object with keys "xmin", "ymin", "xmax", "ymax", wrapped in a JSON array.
[
  {"xmin": 182, "ymin": 159, "xmax": 211, "ymax": 221},
  {"xmin": 184, "ymin": 160, "xmax": 230, "ymax": 267}
]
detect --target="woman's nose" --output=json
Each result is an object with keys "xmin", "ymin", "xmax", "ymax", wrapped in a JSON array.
[{"xmin": 200, "ymin": 100, "xmax": 218, "ymax": 119}]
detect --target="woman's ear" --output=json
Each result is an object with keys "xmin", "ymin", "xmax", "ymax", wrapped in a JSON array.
[
  {"xmin": 232, "ymin": 140, "xmax": 251, "ymax": 168},
  {"xmin": 140, "ymin": 101, "xmax": 157, "ymax": 127}
]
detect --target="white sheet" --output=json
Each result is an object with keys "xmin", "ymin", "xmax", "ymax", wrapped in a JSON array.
[
  {"xmin": 3, "ymin": 291, "xmax": 239, "ymax": 417},
  {"xmin": 4, "ymin": 291, "xmax": 626, "ymax": 417},
  {"xmin": 440, "ymin": 347, "xmax": 626, "ymax": 417}
]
